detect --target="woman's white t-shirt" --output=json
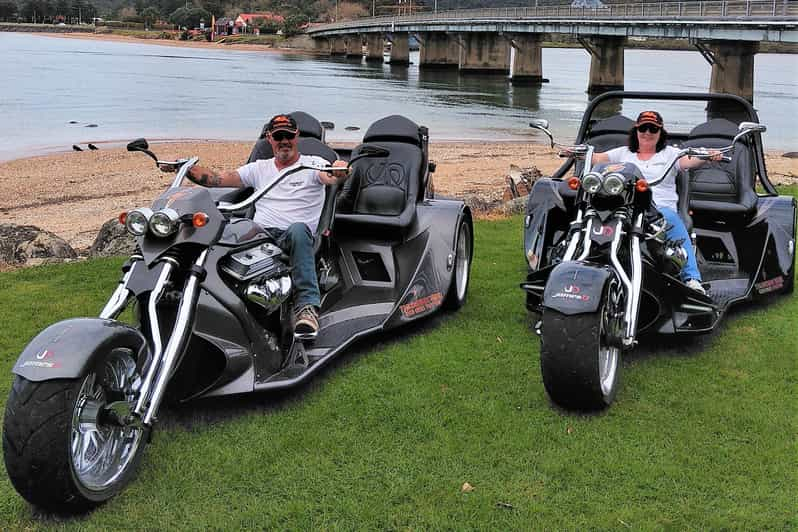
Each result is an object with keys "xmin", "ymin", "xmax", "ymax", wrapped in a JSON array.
[{"xmin": 604, "ymin": 145, "xmax": 683, "ymax": 211}]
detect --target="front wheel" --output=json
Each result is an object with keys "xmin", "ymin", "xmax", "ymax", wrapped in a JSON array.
[
  {"xmin": 539, "ymin": 281, "xmax": 623, "ymax": 410},
  {"xmin": 3, "ymin": 348, "xmax": 149, "ymax": 512},
  {"xmin": 443, "ymin": 217, "xmax": 473, "ymax": 310}
]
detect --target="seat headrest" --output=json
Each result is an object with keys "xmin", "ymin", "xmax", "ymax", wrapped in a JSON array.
[
  {"xmin": 363, "ymin": 115, "xmax": 422, "ymax": 146},
  {"xmin": 688, "ymin": 118, "xmax": 738, "ymax": 140},
  {"xmin": 290, "ymin": 111, "xmax": 324, "ymax": 140},
  {"xmin": 587, "ymin": 114, "xmax": 635, "ymax": 136}
]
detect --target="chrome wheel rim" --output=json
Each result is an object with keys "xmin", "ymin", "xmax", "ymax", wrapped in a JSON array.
[
  {"xmin": 455, "ymin": 223, "xmax": 471, "ymax": 301},
  {"xmin": 70, "ymin": 349, "xmax": 143, "ymax": 492}
]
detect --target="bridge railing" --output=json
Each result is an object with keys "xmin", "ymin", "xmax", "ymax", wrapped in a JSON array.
[{"xmin": 307, "ymin": 1, "xmax": 798, "ymax": 33}]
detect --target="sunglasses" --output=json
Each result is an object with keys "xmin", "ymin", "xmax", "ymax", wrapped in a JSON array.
[
  {"xmin": 271, "ymin": 130, "xmax": 297, "ymax": 141},
  {"xmin": 637, "ymin": 124, "xmax": 661, "ymax": 134}
]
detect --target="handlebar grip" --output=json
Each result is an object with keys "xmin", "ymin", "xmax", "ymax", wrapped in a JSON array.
[{"xmin": 720, "ymin": 156, "xmax": 732, "ymax": 163}]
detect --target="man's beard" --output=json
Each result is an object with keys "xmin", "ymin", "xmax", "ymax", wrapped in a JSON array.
[{"xmin": 275, "ymin": 143, "xmax": 294, "ymax": 163}]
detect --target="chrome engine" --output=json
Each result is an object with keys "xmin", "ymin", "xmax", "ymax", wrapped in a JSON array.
[{"xmin": 220, "ymin": 243, "xmax": 293, "ymax": 313}]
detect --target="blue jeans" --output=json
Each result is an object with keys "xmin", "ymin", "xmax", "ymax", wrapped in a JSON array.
[
  {"xmin": 268, "ymin": 223, "xmax": 319, "ymax": 311},
  {"xmin": 660, "ymin": 207, "xmax": 701, "ymax": 282}
]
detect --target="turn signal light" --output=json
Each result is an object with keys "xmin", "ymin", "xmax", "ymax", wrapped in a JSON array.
[
  {"xmin": 635, "ymin": 179, "xmax": 649, "ymax": 193},
  {"xmin": 568, "ymin": 177, "xmax": 580, "ymax": 190},
  {"xmin": 192, "ymin": 212, "xmax": 209, "ymax": 228},
  {"xmin": 118, "ymin": 212, "xmax": 127, "ymax": 225}
]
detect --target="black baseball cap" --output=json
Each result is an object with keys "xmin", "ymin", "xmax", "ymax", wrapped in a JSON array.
[{"xmin": 266, "ymin": 114, "xmax": 298, "ymax": 135}]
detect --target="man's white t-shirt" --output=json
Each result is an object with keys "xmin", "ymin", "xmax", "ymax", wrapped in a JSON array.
[
  {"xmin": 604, "ymin": 145, "xmax": 683, "ymax": 211},
  {"xmin": 237, "ymin": 155, "xmax": 327, "ymax": 233}
]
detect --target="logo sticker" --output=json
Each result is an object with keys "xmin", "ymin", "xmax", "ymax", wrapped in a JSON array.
[
  {"xmin": 592, "ymin": 225, "xmax": 614, "ymax": 237},
  {"xmin": 552, "ymin": 285, "xmax": 590, "ymax": 302},
  {"xmin": 400, "ymin": 292, "xmax": 443, "ymax": 318},
  {"xmin": 21, "ymin": 349, "xmax": 60, "ymax": 369},
  {"xmin": 754, "ymin": 276, "xmax": 784, "ymax": 294}
]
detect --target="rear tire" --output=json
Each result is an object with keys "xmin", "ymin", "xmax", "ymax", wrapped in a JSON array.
[
  {"xmin": 443, "ymin": 217, "xmax": 473, "ymax": 310},
  {"xmin": 3, "ymin": 348, "xmax": 148, "ymax": 513},
  {"xmin": 539, "ymin": 281, "xmax": 623, "ymax": 410}
]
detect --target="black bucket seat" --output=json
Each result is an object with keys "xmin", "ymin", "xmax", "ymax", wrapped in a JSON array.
[{"xmin": 335, "ymin": 115, "xmax": 428, "ymax": 234}]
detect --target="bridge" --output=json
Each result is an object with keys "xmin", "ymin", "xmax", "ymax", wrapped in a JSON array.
[{"xmin": 306, "ymin": 0, "xmax": 798, "ymax": 100}]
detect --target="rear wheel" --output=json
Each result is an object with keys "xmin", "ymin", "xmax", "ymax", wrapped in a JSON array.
[
  {"xmin": 539, "ymin": 280, "xmax": 623, "ymax": 410},
  {"xmin": 443, "ymin": 218, "xmax": 473, "ymax": 310},
  {"xmin": 3, "ymin": 348, "xmax": 148, "ymax": 512}
]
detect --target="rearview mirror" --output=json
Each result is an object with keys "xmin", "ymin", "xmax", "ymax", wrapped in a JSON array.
[
  {"xmin": 529, "ymin": 119, "xmax": 554, "ymax": 149},
  {"xmin": 126, "ymin": 138, "xmax": 158, "ymax": 162},
  {"xmin": 321, "ymin": 121, "xmax": 335, "ymax": 130},
  {"xmin": 127, "ymin": 138, "xmax": 149, "ymax": 151},
  {"xmin": 529, "ymin": 119, "xmax": 549, "ymax": 130},
  {"xmin": 738, "ymin": 121, "xmax": 766, "ymax": 134}
]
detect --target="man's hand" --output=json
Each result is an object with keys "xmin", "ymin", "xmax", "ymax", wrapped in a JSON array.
[{"xmin": 320, "ymin": 160, "xmax": 349, "ymax": 185}]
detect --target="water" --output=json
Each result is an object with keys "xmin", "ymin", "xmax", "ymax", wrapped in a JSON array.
[{"xmin": 0, "ymin": 32, "xmax": 796, "ymax": 161}]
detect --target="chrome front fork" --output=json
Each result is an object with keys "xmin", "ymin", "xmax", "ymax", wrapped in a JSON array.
[
  {"xmin": 608, "ymin": 213, "xmax": 643, "ymax": 347},
  {"xmin": 99, "ymin": 255, "xmax": 142, "ymax": 319},
  {"xmin": 98, "ymin": 250, "xmax": 209, "ymax": 427},
  {"xmin": 564, "ymin": 209, "xmax": 642, "ymax": 347}
]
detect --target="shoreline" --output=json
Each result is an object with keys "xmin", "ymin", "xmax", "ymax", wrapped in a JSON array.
[
  {"xmin": 1, "ymin": 139, "xmax": 796, "ymax": 256},
  {"xmin": 12, "ymin": 27, "xmax": 798, "ymax": 55}
]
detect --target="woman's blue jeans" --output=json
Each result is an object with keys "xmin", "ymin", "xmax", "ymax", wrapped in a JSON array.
[
  {"xmin": 659, "ymin": 207, "xmax": 701, "ymax": 282},
  {"xmin": 268, "ymin": 223, "xmax": 320, "ymax": 311}
]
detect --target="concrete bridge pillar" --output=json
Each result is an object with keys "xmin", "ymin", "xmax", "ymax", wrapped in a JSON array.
[
  {"xmin": 313, "ymin": 37, "xmax": 330, "ymax": 55},
  {"xmin": 509, "ymin": 34, "xmax": 545, "ymax": 84},
  {"xmin": 708, "ymin": 41, "xmax": 758, "ymax": 102},
  {"xmin": 330, "ymin": 36, "xmax": 347, "ymax": 56},
  {"xmin": 365, "ymin": 33, "xmax": 384, "ymax": 62},
  {"xmin": 345, "ymin": 35, "xmax": 362, "ymax": 57},
  {"xmin": 585, "ymin": 36, "xmax": 625, "ymax": 94},
  {"xmin": 419, "ymin": 32, "xmax": 459, "ymax": 69},
  {"xmin": 387, "ymin": 33, "xmax": 410, "ymax": 65},
  {"xmin": 459, "ymin": 33, "xmax": 510, "ymax": 74}
]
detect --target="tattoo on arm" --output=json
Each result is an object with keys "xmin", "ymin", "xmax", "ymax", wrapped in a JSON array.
[{"xmin": 189, "ymin": 169, "xmax": 222, "ymax": 186}]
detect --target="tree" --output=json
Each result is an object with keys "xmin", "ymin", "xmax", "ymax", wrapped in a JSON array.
[
  {"xmin": 0, "ymin": 0, "xmax": 18, "ymax": 20},
  {"xmin": 141, "ymin": 5, "xmax": 161, "ymax": 27},
  {"xmin": 282, "ymin": 12, "xmax": 306, "ymax": 35},
  {"xmin": 55, "ymin": 0, "xmax": 70, "ymax": 18},
  {"xmin": 257, "ymin": 17, "xmax": 280, "ymax": 33},
  {"xmin": 169, "ymin": 6, "xmax": 211, "ymax": 29}
]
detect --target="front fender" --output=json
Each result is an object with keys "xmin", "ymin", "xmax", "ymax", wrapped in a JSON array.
[
  {"xmin": 12, "ymin": 318, "xmax": 148, "ymax": 382},
  {"xmin": 542, "ymin": 262, "xmax": 615, "ymax": 316}
]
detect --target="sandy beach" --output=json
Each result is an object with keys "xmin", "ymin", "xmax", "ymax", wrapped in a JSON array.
[{"xmin": 1, "ymin": 140, "xmax": 796, "ymax": 253}]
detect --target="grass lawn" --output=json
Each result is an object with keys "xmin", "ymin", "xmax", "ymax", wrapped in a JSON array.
[{"xmin": 0, "ymin": 204, "xmax": 796, "ymax": 529}]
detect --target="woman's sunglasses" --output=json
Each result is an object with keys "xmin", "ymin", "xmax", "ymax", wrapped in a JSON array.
[
  {"xmin": 637, "ymin": 124, "xmax": 661, "ymax": 134},
  {"xmin": 271, "ymin": 130, "xmax": 297, "ymax": 141}
]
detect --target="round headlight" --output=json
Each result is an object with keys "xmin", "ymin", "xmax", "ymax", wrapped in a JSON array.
[
  {"xmin": 581, "ymin": 173, "xmax": 602, "ymax": 194},
  {"xmin": 149, "ymin": 208, "xmax": 180, "ymax": 237},
  {"xmin": 125, "ymin": 208, "xmax": 152, "ymax": 236},
  {"xmin": 603, "ymin": 174, "xmax": 625, "ymax": 196}
]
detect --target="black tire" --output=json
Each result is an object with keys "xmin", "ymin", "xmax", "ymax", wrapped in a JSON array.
[
  {"xmin": 3, "ymin": 349, "xmax": 149, "ymax": 513},
  {"xmin": 539, "ymin": 282, "xmax": 623, "ymax": 411},
  {"xmin": 781, "ymin": 264, "xmax": 794, "ymax": 295},
  {"xmin": 443, "ymin": 217, "xmax": 473, "ymax": 310}
]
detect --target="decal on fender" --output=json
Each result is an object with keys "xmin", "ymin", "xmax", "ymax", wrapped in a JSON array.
[
  {"xmin": 400, "ymin": 292, "xmax": 443, "ymax": 317},
  {"xmin": 755, "ymin": 276, "xmax": 784, "ymax": 294}
]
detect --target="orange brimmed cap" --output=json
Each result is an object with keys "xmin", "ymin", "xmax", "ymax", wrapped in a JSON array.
[
  {"xmin": 266, "ymin": 114, "xmax": 298, "ymax": 134},
  {"xmin": 636, "ymin": 111, "xmax": 663, "ymax": 128}
]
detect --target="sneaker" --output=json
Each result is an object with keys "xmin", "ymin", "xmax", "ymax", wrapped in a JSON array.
[
  {"xmin": 294, "ymin": 305, "xmax": 319, "ymax": 340},
  {"xmin": 686, "ymin": 279, "xmax": 706, "ymax": 295}
]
